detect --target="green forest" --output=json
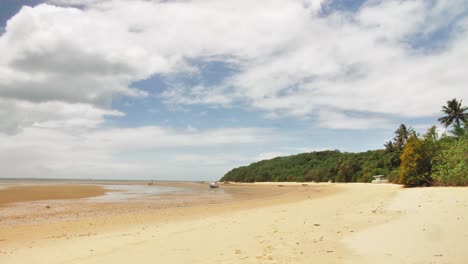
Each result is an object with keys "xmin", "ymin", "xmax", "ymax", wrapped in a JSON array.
[{"xmin": 220, "ymin": 98, "xmax": 468, "ymax": 186}]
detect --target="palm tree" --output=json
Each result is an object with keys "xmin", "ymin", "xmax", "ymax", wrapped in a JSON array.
[
  {"xmin": 384, "ymin": 140, "xmax": 395, "ymax": 152},
  {"xmin": 437, "ymin": 98, "xmax": 468, "ymax": 128},
  {"xmin": 393, "ymin": 124, "xmax": 414, "ymax": 150}
]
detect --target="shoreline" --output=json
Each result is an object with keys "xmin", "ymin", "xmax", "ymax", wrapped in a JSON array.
[
  {"xmin": 0, "ymin": 182, "xmax": 330, "ymax": 247},
  {"xmin": 1, "ymin": 182, "xmax": 467, "ymax": 263}
]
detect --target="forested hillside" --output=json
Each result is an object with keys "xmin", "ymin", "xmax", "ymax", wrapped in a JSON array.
[
  {"xmin": 221, "ymin": 149, "xmax": 400, "ymax": 183},
  {"xmin": 221, "ymin": 98, "xmax": 468, "ymax": 186}
]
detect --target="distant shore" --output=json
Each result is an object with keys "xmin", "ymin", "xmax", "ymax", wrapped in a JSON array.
[{"xmin": 0, "ymin": 181, "xmax": 467, "ymax": 263}]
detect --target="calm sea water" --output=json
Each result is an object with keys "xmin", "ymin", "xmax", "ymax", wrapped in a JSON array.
[
  {"xmin": 0, "ymin": 178, "xmax": 227, "ymax": 203},
  {"xmin": 88, "ymin": 184, "xmax": 186, "ymax": 202}
]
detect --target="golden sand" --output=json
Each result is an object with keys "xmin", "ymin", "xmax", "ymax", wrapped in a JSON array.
[{"xmin": 1, "ymin": 182, "xmax": 467, "ymax": 264}]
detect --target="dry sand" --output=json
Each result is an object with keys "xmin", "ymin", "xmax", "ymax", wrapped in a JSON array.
[
  {"xmin": 345, "ymin": 186, "xmax": 468, "ymax": 263},
  {"xmin": 0, "ymin": 182, "xmax": 467, "ymax": 264}
]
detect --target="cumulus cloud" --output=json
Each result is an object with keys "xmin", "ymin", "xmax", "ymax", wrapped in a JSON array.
[
  {"xmin": 0, "ymin": 4, "xmax": 152, "ymax": 103},
  {"xmin": 0, "ymin": 3, "xmax": 149, "ymax": 133},
  {"xmin": 155, "ymin": 0, "xmax": 467, "ymax": 126},
  {"xmin": 0, "ymin": 99, "xmax": 123, "ymax": 134},
  {"xmin": 0, "ymin": 0, "xmax": 467, "ymax": 179},
  {"xmin": 2, "ymin": 0, "xmax": 467, "ymax": 132},
  {"xmin": 1, "ymin": 0, "xmax": 327, "ymax": 132}
]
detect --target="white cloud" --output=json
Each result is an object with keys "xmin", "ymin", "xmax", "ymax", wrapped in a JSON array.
[
  {"xmin": 83, "ymin": 126, "xmax": 280, "ymax": 150},
  {"xmin": 152, "ymin": 0, "xmax": 467, "ymax": 127},
  {"xmin": 47, "ymin": 0, "xmax": 111, "ymax": 6},
  {"xmin": 1, "ymin": 0, "xmax": 466, "ymax": 133},
  {"xmin": 0, "ymin": 126, "xmax": 279, "ymax": 180},
  {"xmin": 316, "ymin": 110, "xmax": 395, "ymax": 130},
  {"xmin": 255, "ymin": 152, "xmax": 290, "ymax": 161},
  {"xmin": 0, "ymin": 0, "xmax": 467, "ymax": 180},
  {"xmin": 0, "ymin": 99, "xmax": 123, "ymax": 134},
  {"xmin": 421, "ymin": 0, "xmax": 468, "ymax": 35},
  {"xmin": 255, "ymin": 146, "xmax": 332, "ymax": 161},
  {"xmin": 0, "ymin": 4, "xmax": 151, "ymax": 104},
  {"xmin": 162, "ymin": 84, "xmax": 234, "ymax": 106},
  {"xmin": 0, "ymin": 0, "xmax": 330, "ymax": 132}
]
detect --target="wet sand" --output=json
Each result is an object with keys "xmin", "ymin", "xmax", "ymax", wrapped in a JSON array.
[
  {"xmin": 1, "ymin": 182, "xmax": 467, "ymax": 263},
  {"xmin": 0, "ymin": 184, "xmax": 106, "ymax": 206},
  {"xmin": 0, "ymin": 181, "xmax": 321, "ymax": 246}
]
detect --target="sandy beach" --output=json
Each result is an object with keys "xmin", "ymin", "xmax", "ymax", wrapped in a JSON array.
[
  {"xmin": 0, "ymin": 184, "xmax": 106, "ymax": 207},
  {"xmin": 0, "ymin": 182, "xmax": 467, "ymax": 264}
]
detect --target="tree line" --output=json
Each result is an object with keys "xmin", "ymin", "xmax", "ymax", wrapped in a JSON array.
[{"xmin": 220, "ymin": 98, "xmax": 468, "ymax": 186}]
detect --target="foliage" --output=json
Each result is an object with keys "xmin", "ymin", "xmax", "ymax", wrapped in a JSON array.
[
  {"xmin": 221, "ymin": 99, "xmax": 468, "ymax": 187},
  {"xmin": 386, "ymin": 168, "xmax": 400, "ymax": 183},
  {"xmin": 437, "ymin": 98, "xmax": 468, "ymax": 128},
  {"xmin": 449, "ymin": 123, "xmax": 466, "ymax": 138},
  {"xmin": 384, "ymin": 140, "xmax": 395, "ymax": 153},
  {"xmin": 432, "ymin": 137, "xmax": 468, "ymax": 186},
  {"xmin": 393, "ymin": 124, "xmax": 414, "ymax": 151},
  {"xmin": 221, "ymin": 150, "xmax": 399, "ymax": 183},
  {"xmin": 398, "ymin": 129, "xmax": 437, "ymax": 186}
]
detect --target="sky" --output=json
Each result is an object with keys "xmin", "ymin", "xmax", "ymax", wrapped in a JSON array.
[{"xmin": 0, "ymin": 0, "xmax": 467, "ymax": 181}]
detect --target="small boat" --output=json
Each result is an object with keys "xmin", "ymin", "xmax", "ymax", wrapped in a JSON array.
[{"xmin": 209, "ymin": 182, "xmax": 219, "ymax": 188}]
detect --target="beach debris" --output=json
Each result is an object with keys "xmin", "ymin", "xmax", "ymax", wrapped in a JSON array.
[
  {"xmin": 45, "ymin": 205, "xmax": 51, "ymax": 209},
  {"xmin": 234, "ymin": 249, "xmax": 242, "ymax": 255},
  {"xmin": 314, "ymin": 224, "xmax": 320, "ymax": 226}
]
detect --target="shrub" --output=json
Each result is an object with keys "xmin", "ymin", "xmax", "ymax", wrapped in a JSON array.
[
  {"xmin": 399, "ymin": 136, "xmax": 434, "ymax": 186},
  {"xmin": 432, "ymin": 137, "xmax": 468, "ymax": 186}
]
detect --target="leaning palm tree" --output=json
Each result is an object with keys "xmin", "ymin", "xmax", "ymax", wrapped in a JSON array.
[{"xmin": 437, "ymin": 98, "xmax": 468, "ymax": 128}]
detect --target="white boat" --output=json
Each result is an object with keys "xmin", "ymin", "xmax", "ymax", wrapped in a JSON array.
[
  {"xmin": 372, "ymin": 175, "xmax": 389, "ymax": 184},
  {"xmin": 209, "ymin": 182, "xmax": 219, "ymax": 188}
]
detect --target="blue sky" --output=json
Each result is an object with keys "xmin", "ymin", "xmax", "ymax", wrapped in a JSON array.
[{"xmin": 0, "ymin": 0, "xmax": 466, "ymax": 180}]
